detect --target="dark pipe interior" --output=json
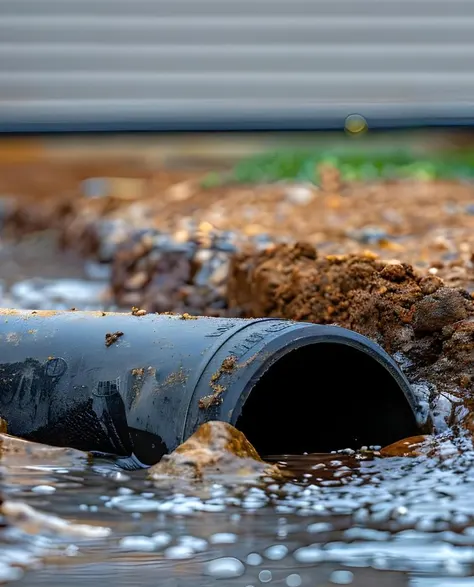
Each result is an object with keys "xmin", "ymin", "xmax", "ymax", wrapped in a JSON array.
[{"xmin": 236, "ymin": 343, "xmax": 419, "ymax": 456}]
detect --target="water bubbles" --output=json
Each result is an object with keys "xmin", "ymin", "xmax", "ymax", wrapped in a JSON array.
[
  {"xmin": 205, "ymin": 557, "xmax": 245, "ymax": 579},
  {"xmin": 177, "ymin": 535, "xmax": 207, "ymax": 552},
  {"xmin": 286, "ymin": 574, "xmax": 302, "ymax": 587},
  {"xmin": 247, "ymin": 553, "xmax": 263, "ymax": 566},
  {"xmin": 264, "ymin": 544, "xmax": 288, "ymax": 560},
  {"xmin": 307, "ymin": 522, "xmax": 333, "ymax": 534},
  {"xmin": 151, "ymin": 532, "xmax": 172, "ymax": 549},
  {"xmin": 31, "ymin": 485, "xmax": 56, "ymax": 495},
  {"xmin": 258, "ymin": 570, "xmax": 273, "ymax": 583},
  {"xmin": 164, "ymin": 545, "xmax": 195, "ymax": 560},
  {"xmin": 210, "ymin": 532, "xmax": 238, "ymax": 545},
  {"xmin": 329, "ymin": 570, "xmax": 354, "ymax": 585},
  {"xmin": 343, "ymin": 527, "xmax": 390, "ymax": 542},
  {"xmin": 119, "ymin": 536, "xmax": 157, "ymax": 552},
  {"xmin": 294, "ymin": 546, "xmax": 323, "ymax": 564},
  {"xmin": 0, "ymin": 562, "xmax": 24, "ymax": 583},
  {"xmin": 117, "ymin": 487, "xmax": 134, "ymax": 496},
  {"xmin": 169, "ymin": 503, "xmax": 196, "ymax": 516}
]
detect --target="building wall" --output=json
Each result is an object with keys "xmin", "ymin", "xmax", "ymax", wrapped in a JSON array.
[{"xmin": 1, "ymin": 0, "xmax": 473, "ymax": 132}]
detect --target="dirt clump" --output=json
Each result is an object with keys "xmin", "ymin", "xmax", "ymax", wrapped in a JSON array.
[
  {"xmin": 148, "ymin": 421, "xmax": 281, "ymax": 481},
  {"xmin": 227, "ymin": 242, "xmax": 474, "ymax": 432},
  {"xmin": 105, "ymin": 331, "xmax": 124, "ymax": 347},
  {"xmin": 199, "ymin": 356, "xmax": 238, "ymax": 410},
  {"xmin": 412, "ymin": 287, "xmax": 469, "ymax": 334}
]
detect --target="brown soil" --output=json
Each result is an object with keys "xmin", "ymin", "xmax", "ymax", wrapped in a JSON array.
[
  {"xmin": 199, "ymin": 356, "xmax": 238, "ymax": 410},
  {"xmin": 227, "ymin": 242, "xmax": 474, "ymax": 433},
  {"xmin": 104, "ymin": 331, "xmax": 124, "ymax": 347}
]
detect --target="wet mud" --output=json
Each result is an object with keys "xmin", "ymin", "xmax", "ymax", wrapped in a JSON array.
[{"xmin": 228, "ymin": 243, "xmax": 474, "ymax": 435}]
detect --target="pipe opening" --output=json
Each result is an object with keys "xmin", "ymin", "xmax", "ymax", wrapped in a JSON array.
[{"xmin": 236, "ymin": 343, "xmax": 418, "ymax": 457}]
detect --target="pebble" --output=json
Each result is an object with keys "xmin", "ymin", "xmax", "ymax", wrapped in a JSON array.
[
  {"xmin": 205, "ymin": 557, "xmax": 246, "ymax": 579},
  {"xmin": 286, "ymin": 185, "xmax": 315, "ymax": 206},
  {"xmin": 348, "ymin": 226, "xmax": 387, "ymax": 244}
]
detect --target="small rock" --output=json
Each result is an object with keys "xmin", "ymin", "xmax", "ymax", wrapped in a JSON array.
[
  {"xmin": 286, "ymin": 185, "xmax": 315, "ymax": 206},
  {"xmin": 348, "ymin": 226, "xmax": 387, "ymax": 244},
  {"xmin": 379, "ymin": 435, "xmax": 430, "ymax": 457},
  {"xmin": 148, "ymin": 421, "xmax": 281, "ymax": 481},
  {"xmin": 413, "ymin": 287, "xmax": 469, "ymax": 334}
]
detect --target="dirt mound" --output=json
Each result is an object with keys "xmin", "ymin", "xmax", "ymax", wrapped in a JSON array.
[{"xmin": 227, "ymin": 242, "xmax": 474, "ymax": 433}]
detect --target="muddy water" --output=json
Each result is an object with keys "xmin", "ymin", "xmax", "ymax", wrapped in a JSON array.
[
  {"xmin": 2, "ymin": 236, "xmax": 474, "ymax": 586},
  {"xmin": 4, "ymin": 446, "xmax": 474, "ymax": 587}
]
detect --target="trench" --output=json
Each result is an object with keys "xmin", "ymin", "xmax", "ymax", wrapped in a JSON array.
[{"xmin": 236, "ymin": 343, "xmax": 419, "ymax": 456}]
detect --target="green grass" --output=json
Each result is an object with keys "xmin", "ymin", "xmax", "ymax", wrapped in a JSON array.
[{"xmin": 201, "ymin": 148, "xmax": 474, "ymax": 187}]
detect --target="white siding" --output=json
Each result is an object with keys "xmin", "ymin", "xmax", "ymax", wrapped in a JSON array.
[{"xmin": 0, "ymin": 0, "xmax": 473, "ymax": 131}]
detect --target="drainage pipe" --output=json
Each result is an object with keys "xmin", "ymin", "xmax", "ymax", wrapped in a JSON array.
[{"xmin": 0, "ymin": 309, "xmax": 421, "ymax": 467}]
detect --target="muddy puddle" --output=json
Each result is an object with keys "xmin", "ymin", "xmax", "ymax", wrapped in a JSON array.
[{"xmin": 2, "ymin": 147, "xmax": 474, "ymax": 586}]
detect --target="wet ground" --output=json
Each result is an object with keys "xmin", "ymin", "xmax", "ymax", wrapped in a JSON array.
[
  {"xmin": 0, "ymin": 231, "xmax": 117, "ymax": 312},
  {"xmin": 2, "ymin": 142, "xmax": 474, "ymax": 586},
  {"xmin": 4, "ymin": 435, "xmax": 474, "ymax": 586}
]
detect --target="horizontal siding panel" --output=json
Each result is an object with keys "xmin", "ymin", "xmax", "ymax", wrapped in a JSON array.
[
  {"xmin": 0, "ymin": 0, "xmax": 472, "ymax": 132},
  {"xmin": 1, "ymin": 0, "xmax": 473, "ymax": 18},
  {"xmin": 2, "ymin": 18, "xmax": 474, "ymax": 45},
  {"xmin": 2, "ymin": 45, "xmax": 474, "ymax": 74}
]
